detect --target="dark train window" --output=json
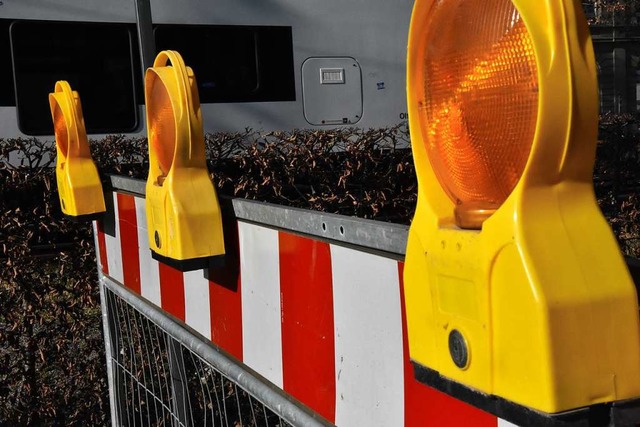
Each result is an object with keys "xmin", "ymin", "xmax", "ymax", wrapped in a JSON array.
[
  {"xmin": 155, "ymin": 25, "xmax": 295, "ymax": 103},
  {"xmin": 0, "ymin": 20, "xmax": 15, "ymax": 106},
  {"xmin": 10, "ymin": 21, "xmax": 140, "ymax": 135}
]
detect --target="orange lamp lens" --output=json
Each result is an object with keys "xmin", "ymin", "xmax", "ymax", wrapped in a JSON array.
[
  {"xmin": 420, "ymin": 0, "xmax": 539, "ymax": 229},
  {"xmin": 148, "ymin": 75, "xmax": 176, "ymax": 180},
  {"xmin": 52, "ymin": 102, "xmax": 69, "ymax": 159}
]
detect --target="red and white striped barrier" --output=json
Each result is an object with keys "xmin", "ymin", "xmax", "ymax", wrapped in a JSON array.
[{"xmin": 95, "ymin": 191, "xmax": 515, "ymax": 427}]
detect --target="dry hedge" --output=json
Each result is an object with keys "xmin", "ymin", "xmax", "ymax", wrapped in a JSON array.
[
  {"xmin": 595, "ymin": 113, "xmax": 640, "ymax": 256},
  {"xmin": 0, "ymin": 138, "xmax": 106, "ymax": 425},
  {"xmin": 0, "ymin": 119, "xmax": 639, "ymax": 425},
  {"xmin": 89, "ymin": 126, "xmax": 416, "ymax": 223}
]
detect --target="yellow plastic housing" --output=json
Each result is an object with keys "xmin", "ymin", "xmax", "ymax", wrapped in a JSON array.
[
  {"xmin": 145, "ymin": 50, "xmax": 225, "ymax": 267},
  {"xmin": 404, "ymin": 0, "xmax": 640, "ymax": 415},
  {"xmin": 49, "ymin": 81, "xmax": 105, "ymax": 217}
]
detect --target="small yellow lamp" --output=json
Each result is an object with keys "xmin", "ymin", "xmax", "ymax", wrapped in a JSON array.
[{"xmin": 49, "ymin": 81, "xmax": 105, "ymax": 218}]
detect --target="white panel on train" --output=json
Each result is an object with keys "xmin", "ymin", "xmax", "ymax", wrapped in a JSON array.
[
  {"xmin": 302, "ymin": 57, "xmax": 363, "ymax": 126},
  {"xmin": 1, "ymin": 0, "xmax": 136, "ymax": 22}
]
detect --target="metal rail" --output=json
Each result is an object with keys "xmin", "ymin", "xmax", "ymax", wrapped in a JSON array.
[
  {"xmin": 108, "ymin": 175, "xmax": 409, "ymax": 257},
  {"xmin": 101, "ymin": 274, "xmax": 334, "ymax": 427}
]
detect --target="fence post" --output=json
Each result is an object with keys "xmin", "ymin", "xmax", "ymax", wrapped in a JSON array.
[
  {"xmin": 99, "ymin": 274, "xmax": 123, "ymax": 426},
  {"xmin": 167, "ymin": 339, "xmax": 192, "ymax": 427}
]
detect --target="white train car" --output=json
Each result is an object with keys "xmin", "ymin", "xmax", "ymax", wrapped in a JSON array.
[{"xmin": 0, "ymin": 0, "xmax": 413, "ymax": 138}]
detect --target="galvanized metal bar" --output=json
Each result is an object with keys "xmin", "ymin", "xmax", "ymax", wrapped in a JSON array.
[
  {"xmin": 98, "ymin": 274, "xmax": 120, "ymax": 427},
  {"xmin": 231, "ymin": 198, "xmax": 408, "ymax": 257},
  {"xmin": 107, "ymin": 175, "xmax": 409, "ymax": 256},
  {"xmin": 109, "ymin": 175, "xmax": 147, "ymax": 196},
  {"xmin": 95, "ymin": 219, "xmax": 120, "ymax": 426},
  {"xmin": 102, "ymin": 276, "xmax": 335, "ymax": 427}
]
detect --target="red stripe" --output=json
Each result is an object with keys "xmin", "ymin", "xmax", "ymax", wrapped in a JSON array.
[
  {"xmin": 398, "ymin": 262, "xmax": 497, "ymax": 426},
  {"xmin": 279, "ymin": 232, "xmax": 336, "ymax": 423},
  {"xmin": 117, "ymin": 193, "xmax": 141, "ymax": 294},
  {"xmin": 159, "ymin": 263, "xmax": 186, "ymax": 321},
  {"xmin": 208, "ymin": 223, "xmax": 243, "ymax": 360},
  {"xmin": 96, "ymin": 220, "xmax": 109, "ymax": 275}
]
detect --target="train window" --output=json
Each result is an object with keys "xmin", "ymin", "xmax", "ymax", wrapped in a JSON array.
[
  {"xmin": 10, "ymin": 21, "xmax": 140, "ymax": 135},
  {"xmin": 0, "ymin": 20, "xmax": 15, "ymax": 107},
  {"xmin": 155, "ymin": 25, "xmax": 295, "ymax": 103}
]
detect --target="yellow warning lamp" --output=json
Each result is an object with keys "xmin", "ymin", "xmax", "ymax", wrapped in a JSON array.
[
  {"xmin": 145, "ymin": 50, "xmax": 225, "ymax": 271},
  {"xmin": 49, "ymin": 81, "xmax": 105, "ymax": 218},
  {"xmin": 404, "ymin": 0, "xmax": 640, "ymax": 422}
]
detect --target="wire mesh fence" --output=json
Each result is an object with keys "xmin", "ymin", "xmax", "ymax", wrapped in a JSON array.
[{"xmin": 101, "ymin": 277, "xmax": 332, "ymax": 427}]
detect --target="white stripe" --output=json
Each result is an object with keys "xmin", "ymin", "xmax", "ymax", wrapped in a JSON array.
[
  {"xmin": 331, "ymin": 246, "xmax": 404, "ymax": 427},
  {"xmin": 498, "ymin": 419, "xmax": 519, "ymax": 427},
  {"xmin": 239, "ymin": 222, "xmax": 283, "ymax": 387},
  {"xmin": 105, "ymin": 192, "xmax": 124, "ymax": 283},
  {"xmin": 183, "ymin": 270, "xmax": 212, "ymax": 339},
  {"xmin": 134, "ymin": 197, "xmax": 161, "ymax": 306}
]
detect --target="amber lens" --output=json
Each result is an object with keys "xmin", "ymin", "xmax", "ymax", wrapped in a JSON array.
[
  {"xmin": 420, "ymin": 0, "xmax": 539, "ymax": 228},
  {"xmin": 52, "ymin": 101, "xmax": 69, "ymax": 159},
  {"xmin": 148, "ymin": 75, "xmax": 176, "ymax": 178}
]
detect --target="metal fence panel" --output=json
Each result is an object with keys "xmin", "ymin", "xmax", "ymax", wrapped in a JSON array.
[{"xmin": 101, "ymin": 275, "xmax": 334, "ymax": 427}]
